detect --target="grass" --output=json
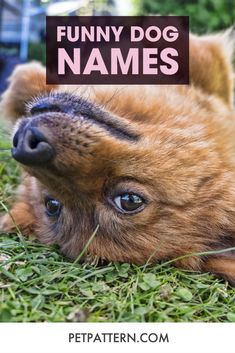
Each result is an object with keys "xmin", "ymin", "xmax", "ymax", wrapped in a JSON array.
[{"xmin": 0, "ymin": 125, "xmax": 235, "ymax": 322}]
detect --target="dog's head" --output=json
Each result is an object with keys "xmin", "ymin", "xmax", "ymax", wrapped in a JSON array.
[{"xmin": 1, "ymin": 30, "xmax": 235, "ymax": 282}]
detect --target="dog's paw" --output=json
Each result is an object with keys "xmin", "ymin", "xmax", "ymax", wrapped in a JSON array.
[
  {"xmin": 203, "ymin": 256, "xmax": 235, "ymax": 287},
  {"xmin": 0, "ymin": 202, "xmax": 36, "ymax": 236},
  {"xmin": 0, "ymin": 62, "xmax": 58, "ymax": 122},
  {"xmin": 0, "ymin": 213, "xmax": 16, "ymax": 233}
]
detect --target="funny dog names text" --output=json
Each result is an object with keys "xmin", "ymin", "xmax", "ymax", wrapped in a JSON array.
[{"xmin": 46, "ymin": 16, "xmax": 189, "ymax": 84}]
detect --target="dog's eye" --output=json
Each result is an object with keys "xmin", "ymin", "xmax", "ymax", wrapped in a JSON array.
[
  {"xmin": 45, "ymin": 197, "xmax": 62, "ymax": 217},
  {"xmin": 113, "ymin": 193, "xmax": 145, "ymax": 213}
]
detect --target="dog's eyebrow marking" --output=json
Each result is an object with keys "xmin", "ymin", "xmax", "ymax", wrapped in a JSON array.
[{"xmin": 29, "ymin": 93, "xmax": 140, "ymax": 142}]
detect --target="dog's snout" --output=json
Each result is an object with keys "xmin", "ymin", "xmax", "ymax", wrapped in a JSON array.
[{"xmin": 12, "ymin": 126, "xmax": 55, "ymax": 166}]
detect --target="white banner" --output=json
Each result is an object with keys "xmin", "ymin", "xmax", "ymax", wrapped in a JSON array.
[{"xmin": 0, "ymin": 323, "xmax": 234, "ymax": 353}]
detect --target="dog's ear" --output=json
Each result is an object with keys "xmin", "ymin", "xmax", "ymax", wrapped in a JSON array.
[
  {"xmin": 203, "ymin": 255, "xmax": 235, "ymax": 286},
  {"xmin": 0, "ymin": 201, "xmax": 36, "ymax": 236},
  {"xmin": 190, "ymin": 26, "xmax": 235, "ymax": 106},
  {"xmin": 0, "ymin": 62, "xmax": 58, "ymax": 122}
]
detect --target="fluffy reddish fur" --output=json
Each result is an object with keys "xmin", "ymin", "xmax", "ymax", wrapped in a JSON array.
[{"xmin": 1, "ymin": 30, "xmax": 235, "ymax": 284}]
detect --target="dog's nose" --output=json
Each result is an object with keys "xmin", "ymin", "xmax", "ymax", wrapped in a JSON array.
[{"xmin": 12, "ymin": 126, "xmax": 54, "ymax": 166}]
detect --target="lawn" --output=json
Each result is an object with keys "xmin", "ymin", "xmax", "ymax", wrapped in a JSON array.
[{"xmin": 0, "ymin": 125, "xmax": 235, "ymax": 322}]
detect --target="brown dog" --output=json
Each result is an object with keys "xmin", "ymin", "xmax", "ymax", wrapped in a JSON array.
[{"xmin": 1, "ymin": 29, "xmax": 235, "ymax": 284}]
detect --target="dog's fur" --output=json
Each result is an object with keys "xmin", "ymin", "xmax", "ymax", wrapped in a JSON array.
[{"xmin": 1, "ymin": 29, "xmax": 235, "ymax": 284}]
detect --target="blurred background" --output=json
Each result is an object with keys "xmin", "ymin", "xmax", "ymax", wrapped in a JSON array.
[{"xmin": 0, "ymin": 0, "xmax": 234, "ymax": 92}]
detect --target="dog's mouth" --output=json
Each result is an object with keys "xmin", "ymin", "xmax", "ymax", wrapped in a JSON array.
[
  {"xmin": 29, "ymin": 92, "xmax": 139, "ymax": 142},
  {"xmin": 12, "ymin": 92, "xmax": 140, "ymax": 169},
  {"xmin": 73, "ymin": 112, "xmax": 137, "ymax": 141}
]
